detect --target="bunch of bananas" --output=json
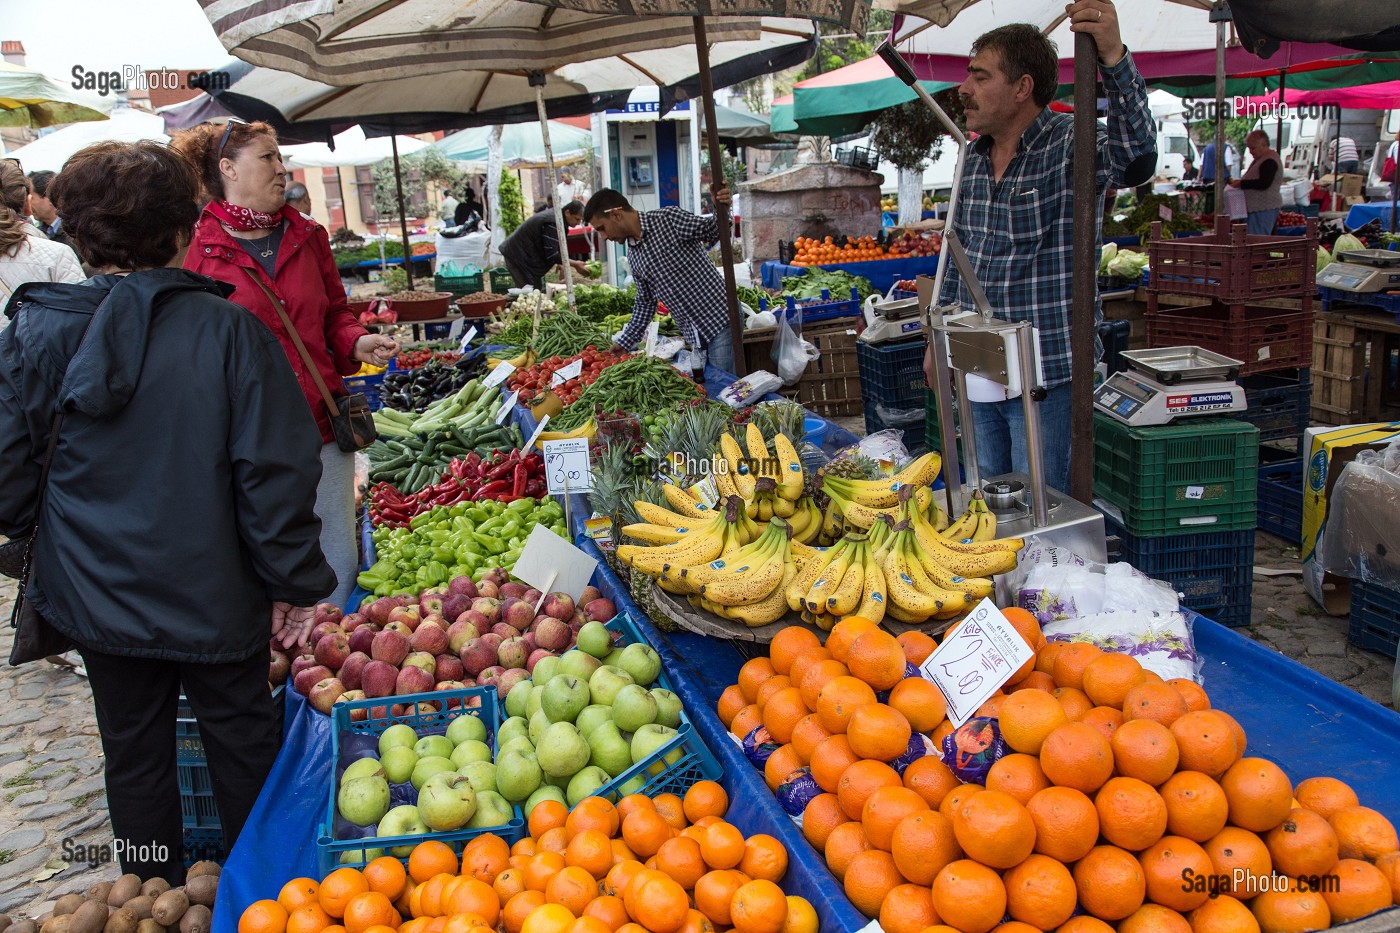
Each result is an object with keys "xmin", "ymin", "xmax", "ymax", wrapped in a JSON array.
[
  {"xmin": 485, "ymin": 348, "xmax": 536, "ymax": 370},
  {"xmin": 819, "ymin": 452, "xmax": 946, "ymax": 541},
  {"xmin": 787, "ymin": 532, "xmax": 886, "ymax": 631}
]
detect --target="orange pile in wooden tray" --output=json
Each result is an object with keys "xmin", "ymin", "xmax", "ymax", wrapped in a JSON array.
[
  {"xmin": 788, "ymin": 236, "xmax": 889, "ymax": 267},
  {"xmin": 717, "ymin": 615, "xmax": 1400, "ymax": 933},
  {"xmin": 238, "ymin": 782, "xmax": 817, "ymax": 933}
]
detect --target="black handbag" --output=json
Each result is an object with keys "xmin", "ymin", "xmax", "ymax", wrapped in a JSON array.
[
  {"xmin": 8, "ymin": 409, "xmax": 74, "ymax": 665},
  {"xmin": 244, "ymin": 269, "xmax": 377, "ymax": 452}
]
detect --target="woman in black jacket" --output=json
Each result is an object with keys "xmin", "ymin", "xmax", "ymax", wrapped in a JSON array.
[{"xmin": 0, "ymin": 141, "xmax": 336, "ymax": 882}]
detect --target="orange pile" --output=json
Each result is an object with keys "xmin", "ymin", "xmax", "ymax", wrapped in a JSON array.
[
  {"xmin": 789, "ymin": 236, "xmax": 889, "ymax": 267},
  {"xmin": 238, "ymin": 782, "xmax": 817, "ymax": 933},
  {"xmin": 718, "ymin": 615, "xmax": 1400, "ymax": 933}
]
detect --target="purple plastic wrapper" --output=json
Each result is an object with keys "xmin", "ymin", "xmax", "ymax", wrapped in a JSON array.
[
  {"xmin": 939, "ymin": 717, "xmax": 1007, "ymax": 785},
  {"xmin": 776, "ymin": 767, "xmax": 823, "ymax": 816},
  {"xmin": 743, "ymin": 725, "xmax": 779, "ymax": 771},
  {"xmin": 890, "ymin": 733, "xmax": 938, "ymax": 776}
]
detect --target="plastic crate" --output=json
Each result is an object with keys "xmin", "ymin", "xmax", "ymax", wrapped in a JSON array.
[
  {"xmin": 177, "ymin": 686, "xmax": 284, "ymax": 766},
  {"xmin": 759, "ymin": 289, "xmax": 862, "ymax": 324},
  {"xmin": 1348, "ymin": 581, "xmax": 1400, "ymax": 656},
  {"xmin": 865, "ymin": 398, "xmax": 926, "ymax": 452},
  {"xmin": 488, "ymin": 268, "xmax": 515, "ymax": 292},
  {"xmin": 856, "ymin": 339, "xmax": 928, "ymax": 410},
  {"xmin": 433, "ymin": 271, "xmax": 484, "ymax": 297},
  {"xmin": 320, "ymin": 686, "xmax": 523, "ymax": 873},
  {"xmin": 1257, "ymin": 451, "xmax": 1303, "ymax": 544},
  {"xmin": 1146, "ymin": 215, "xmax": 1317, "ymax": 303},
  {"xmin": 1101, "ymin": 513, "xmax": 1255, "ymax": 627},
  {"xmin": 1146, "ymin": 300, "xmax": 1312, "ymax": 376},
  {"xmin": 179, "ymin": 762, "xmax": 220, "ymax": 829},
  {"xmin": 344, "ymin": 373, "xmax": 386, "ymax": 412},
  {"xmin": 1238, "ymin": 370, "xmax": 1311, "ymax": 443},
  {"xmin": 1092, "ymin": 414, "xmax": 1258, "ymax": 537},
  {"xmin": 177, "ymin": 686, "xmax": 284, "ymax": 835},
  {"xmin": 1319, "ymin": 286, "xmax": 1400, "ymax": 322},
  {"xmin": 182, "ymin": 827, "xmax": 225, "ymax": 868}
]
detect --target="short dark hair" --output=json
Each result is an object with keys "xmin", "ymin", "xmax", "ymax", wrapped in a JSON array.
[
  {"xmin": 563, "ymin": 200, "xmax": 583, "ymax": 217},
  {"xmin": 971, "ymin": 24, "xmax": 1060, "ymax": 109},
  {"xmin": 49, "ymin": 141, "xmax": 202, "ymax": 270},
  {"xmin": 27, "ymin": 170, "xmax": 57, "ymax": 199},
  {"xmin": 583, "ymin": 188, "xmax": 631, "ymax": 223}
]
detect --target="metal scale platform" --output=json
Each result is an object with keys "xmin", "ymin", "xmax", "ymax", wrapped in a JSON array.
[
  {"xmin": 1093, "ymin": 347, "xmax": 1247, "ymax": 427},
  {"xmin": 858, "ymin": 296, "xmax": 923, "ymax": 344},
  {"xmin": 1316, "ymin": 248, "xmax": 1400, "ymax": 294}
]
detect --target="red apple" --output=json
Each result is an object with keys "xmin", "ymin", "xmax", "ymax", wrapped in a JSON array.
[
  {"xmin": 371, "ymin": 629, "xmax": 410, "ymax": 666},
  {"xmin": 294, "ymin": 664, "xmax": 332, "ymax": 696},
  {"xmin": 542, "ymin": 593, "xmax": 575, "ymax": 622},
  {"xmin": 309, "ymin": 677, "xmax": 346, "ymax": 714},
  {"xmin": 339, "ymin": 652, "xmax": 371, "ymax": 691},
  {"xmin": 314, "ymin": 633, "xmax": 350, "ymax": 670}
]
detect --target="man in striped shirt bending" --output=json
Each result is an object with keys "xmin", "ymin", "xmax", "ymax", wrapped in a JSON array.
[{"xmin": 927, "ymin": 0, "xmax": 1156, "ymax": 493}]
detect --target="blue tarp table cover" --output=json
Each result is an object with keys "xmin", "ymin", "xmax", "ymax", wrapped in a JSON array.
[
  {"xmin": 1345, "ymin": 203, "xmax": 1399, "ymax": 230},
  {"xmin": 760, "ymin": 255, "xmax": 942, "ymax": 294}
]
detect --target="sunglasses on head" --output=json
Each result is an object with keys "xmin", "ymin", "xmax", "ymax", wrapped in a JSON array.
[{"xmin": 216, "ymin": 117, "xmax": 250, "ymax": 161}]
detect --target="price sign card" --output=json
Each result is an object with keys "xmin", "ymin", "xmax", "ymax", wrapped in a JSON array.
[
  {"xmin": 495, "ymin": 389, "xmax": 520, "ymax": 425},
  {"xmin": 551, "ymin": 359, "xmax": 583, "ymax": 386},
  {"xmin": 512, "ymin": 523, "xmax": 598, "ymax": 603},
  {"xmin": 458, "ymin": 325, "xmax": 479, "ymax": 353},
  {"xmin": 483, "ymin": 360, "xmax": 515, "ymax": 389},
  {"xmin": 542, "ymin": 437, "xmax": 594, "ymax": 494},
  {"xmin": 919, "ymin": 599, "xmax": 1034, "ymax": 727}
]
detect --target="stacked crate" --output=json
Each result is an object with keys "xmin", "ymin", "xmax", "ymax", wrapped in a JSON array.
[
  {"xmin": 856, "ymin": 339, "xmax": 930, "ymax": 450},
  {"xmin": 1145, "ymin": 215, "xmax": 1316, "ymax": 546},
  {"xmin": 1093, "ymin": 415, "xmax": 1259, "ymax": 626}
]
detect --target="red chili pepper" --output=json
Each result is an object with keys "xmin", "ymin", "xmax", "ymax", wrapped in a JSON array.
[
  {"xmin": 512, "ymin": 462, "xmax": 530, "ymax": 497},
  {"xmin": 473, "ymin": 479, "xmax": 512, "ymax": 501}
]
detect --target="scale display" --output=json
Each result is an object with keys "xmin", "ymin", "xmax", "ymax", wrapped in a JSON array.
[
  {"xmin": 1316, "ymin": 262, "xmax": 1400, "ymax": 293},
  {"xmin": 1094, "ymin": 372, "xmax": 1246, "ymax": 426}
]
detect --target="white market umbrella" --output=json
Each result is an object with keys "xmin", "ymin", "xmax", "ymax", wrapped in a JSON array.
[
  {"xmin": 280, "ymin": 125, "xmax": 427, "ymax": 169},
  {"xmin": 0, "ymin": 61, "xmax": 112, "ymax": 129},
  {"xmin": 4, "ymin": 107, "xmax": 166, "ymax": 171},
  {"xmin": 433, "ymin": 121, "xmax": 592, "ymax": 170}
]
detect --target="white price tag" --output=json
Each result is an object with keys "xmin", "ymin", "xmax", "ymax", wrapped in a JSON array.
[
  {"xmin": 495, "ymin": 389, "xmax": 520, "ymax": 425},
  {"xmin": 919, "ymin": 599, "xmax": 1034, "ymax": 728},
  {"xmin": 523, "ymin": 415, "xmax": 550, "ymax": 453},
  {"xmin": 458, "ymin": 325, "xmax": 479, "ymax": 353},
  {"xmin": 1159, "ymin": 204, "xmax": 1174, "ymax": 222},
  {"xmin": 551, "ymin": 359, "xmax": 584, "ymax": 386},
  {"xmin": 483, "ymin": 360, "xmax": 515, "ymax": 389},
  {"xmin": 1184, "ymin": 485, "xmax": 1205, "ymax": 500},
  {"xmin": 542, "ymin": 438, "xmax": 594, "ymax": 494},
  {"xmin": 645, "ymin": 320, "xmax": 660, "ymax": 355}
]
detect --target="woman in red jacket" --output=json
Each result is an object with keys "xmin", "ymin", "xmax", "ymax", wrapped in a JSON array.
[{"xmin": 174, "ymin": 121, "xmax": 398, "ymax": 609}]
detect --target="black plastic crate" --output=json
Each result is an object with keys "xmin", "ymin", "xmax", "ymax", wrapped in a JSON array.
[
  {"xmin": 1238, "ymin": 369, "xmax": 1311, "ymax": 444},
  {"xmin": 856, "ymin": 339, "xmax": 927, "ymax": 410},
  {"xmin": 1102, "ymin": 513, "xmax": 1255, "ymax": 627},
  {"xmin": 182, "ymin": 827, "xmax": 225, "ymax": 868},
  {"xmin": 1257, "ymin": 448, "xmax": 1303, "ymax": 544},
  {"xmin": 1348, "ymin": 581, "xmax": 1400, "ymax": 656},
  {"xmin": 864, "ymin": 398, "xmax": 926, "ymax": 452}
]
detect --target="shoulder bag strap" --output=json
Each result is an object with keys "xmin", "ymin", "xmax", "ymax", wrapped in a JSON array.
[{"xmin": 241, "ymin": 267, "xmax": 340, "ymax": 412}]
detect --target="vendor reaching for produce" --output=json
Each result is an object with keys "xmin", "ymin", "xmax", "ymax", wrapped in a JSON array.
[
  {"xmin": 500, "ymin": 199, "xmax": 590, "ymax": 290},
  {"xmin": 586, "ymin": 186, "xmax": 737, "ymax": 374},
  {"xmin": 174, "ymin": 119, "xmax": 399, "ymax": 609},
  {"xmin": 927, "ymin": 0, "xmax": 1156, "ymax": 494}
]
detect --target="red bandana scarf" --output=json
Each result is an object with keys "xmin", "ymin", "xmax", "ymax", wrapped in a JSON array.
[{"xmin": 207, "ymin": 200, "xmax": 282, "ymax": 231}]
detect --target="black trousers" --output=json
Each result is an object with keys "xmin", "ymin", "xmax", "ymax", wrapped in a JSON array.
[
  {"xmin": 504, "ymin": 256, "xmax": 544, "ymax": 292},
  {"xmin": 78, "ymin": 647, "xmax": 281, "ymax": 883}
]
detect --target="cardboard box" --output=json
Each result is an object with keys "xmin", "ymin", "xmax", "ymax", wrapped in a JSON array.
[
  {"xmin": 1301, "ymin": 422, "xmax": 1400, "ymax": 614},
  {"xmin": 1338, "ymin": 174, "xmax": 1366, "ymax": 198}
]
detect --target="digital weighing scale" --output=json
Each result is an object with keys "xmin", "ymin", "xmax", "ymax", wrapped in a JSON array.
[
  {"xmin": 858, "ymin": 296, "xmax": 924, "ymax": 344},
  {"xmin": 1316, "ymin": 248, "xmax": 1400, "ymax": 294},
  {"xmin": 1093, "ymin": 347, "xmax": 1247, "ymax": 427}
]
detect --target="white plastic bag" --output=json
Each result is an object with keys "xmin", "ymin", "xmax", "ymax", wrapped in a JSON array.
[
  {"xmin": 1043, "ymin": 611, "xmax": 1203, "ymax": 683},
  {"xmin": 828, "ymin": 429, "xmax": 911, "ymax": 467},
  {"xmin": 774, "ymin": 313, "xmax": 819, "ymax": 386},
  {"xmin": 719, "ymin": 371, "xmax": 783, "ymax": 408}
]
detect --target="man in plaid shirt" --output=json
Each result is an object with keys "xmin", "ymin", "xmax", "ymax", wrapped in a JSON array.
[
  {"xmin": 584, "ymin": 187, "xmax": 736, "ymax": 374},
  {"xmin": 928, "ymin": 0, "xmax": 1156, "ymax": 493}
]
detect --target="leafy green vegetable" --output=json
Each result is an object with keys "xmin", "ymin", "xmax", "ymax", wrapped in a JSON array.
[
  {"xmin": 779, "ymin": 268, "xmax": 876, "ymax": 303},
  {"xmin": 560, "ymin": 284, "xmax": 638, "ymax": 323}
]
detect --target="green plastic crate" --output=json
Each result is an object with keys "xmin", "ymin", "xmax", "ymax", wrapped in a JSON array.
[
  {"xmin": 488, "ymin": 268, "xmax": 514, "ymax": 292},
  {"xmin": 1092, "ymin": 414, "xmax": 1259, "ymax": 537},
  {"xmin": 433, "ymin": 271, "xmax": 484, "ymax": 297}
]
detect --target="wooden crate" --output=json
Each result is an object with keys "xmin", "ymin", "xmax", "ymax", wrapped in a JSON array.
[
  {"xmin": 1311, "ymin": 312, "xmax": 1400, "ymax": 426},
  {"xmin": 742, "ymin": 317, "xmax": 863, "ymax": 416}
]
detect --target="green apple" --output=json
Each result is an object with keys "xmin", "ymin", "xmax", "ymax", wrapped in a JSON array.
[
  {"xmin": 338, "ymin": 775, "xmax": 391, "ymax": 826},
  {"xmin": 650, "ymin": 689, "xmax": 683, "ymax": 728},
  {"xmin": 526, "ymin": 685, "xmax": 546, "ymax": 719},
  {"xmin": 604, "ymin": 648, "xmax": 625, "ymax": 667},
  {"xmin": 565, "ymin": 766, "xmax": 611, "ymax": 807},
  {"xmin": 450, "ymin": 739, "xmax": 492, "ymax": 769},
  {"xmin": 575, "ymin": 621, "xmax": 613, "ymax": 659},
  {"xmin": 587, "ymin": 721, "xmax": 634, "ymax": 778},
  {"xmin": 611, "ymin": 684, "xmax": 658, "ymax": 733},
  {"xmin": 588, "ymin": 665, "xmax": 635, "ymax": 706},
  {"xmin": 446, "ymin": 714, "xmax": 488, "ymax": 747},
  {"xmin": 497, "ymin": 736, "xmax": 536, "ymax": 759},
  {"xmin": 542, "ymin": 674, "xmax": 591, "ymax": 724},
  {"xmin": 457, "ymin": 759, "xmax": 498, "ymax": 795},
  {"xmin": 630, "ymin": 724, "xmax": 682, "ymax": 777},
  {"xmin": 617, "ymin": 644, "xmax": 662, "ymax": 687},
  {"xmin": 342, "ymin": 756, "xmax": 386, "ymax": 783},
  {"xmin": 497, "ymin": 716, "xmax": 531, "ymax": 749},
  {"xmin": 381, "ymin": 746, "xmax": 419, "ymax": 785},
  {"xmin": 418, "ymin": 772, "xmax": 477, "ymax": 831},
  {"xmin": 469, "ymin": 790, "xmax": 515, "ymax": 828},
  {"xmin": 496, "ymin": 747, "xmax": 543, "ymax": 803},
  {"xmin": 528, "ymin": 709, "xmax": 553, "ymax": 746},
  {"xmin": 525, "ymin": 784, "xmax": 567, "ymax": 815},
  {"xmin": 615, "ymin": 772, "xmax": 647, "ymax": 796},
  {"xmin": 340, "ymin": 847, "xmax": 384, "ymax": 865},
  {"xmin": 378, "ymin": 723, "xmax": 418, "ymax": 757},
  {"xmin": 536, "ymin": 722, "xmax": 590, "ymax": 779},
  {"xmin": 574, "ymin": 704, "xmax": 614, "ymax": 738},
  {"xmin": 531, "ymin": 655, "xmax": 563, "ymax": 686},
  {"xmin": 376, "ymin": 804, "xmax": 428, "ymax": 856},
  {"xmin": 415, "ymin": 735, "xmax": 453, "ymax": 760},
  {"xmin": 410, "ymin": 755, "xmax": 455, "ymax": 790},
  {"xmin": 505, "ymin": 680, "xmax": 534, "ymax": 719},
  {"xmin": 560, "ymin": 649, "xmax": 603, "ymax": 682}
]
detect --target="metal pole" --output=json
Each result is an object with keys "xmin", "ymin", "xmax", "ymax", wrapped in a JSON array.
[
  {"xmin": 1391, "ymin": 136, "xmax": 1398, "ymax": 233},
  {"xmin": 1276, "ymin": 69, "xmax": 1286, "ymax": 147},
  {"xmin": 390, "ymin": 126, "xmax": 414, "ymax": 289},
  {"xmin": 532, "ymin": 75, "xmax": 576, "ymax": 312},
  {"xmin": 1213, "ymin": 2, "xmax": 1229, "ymax": 214},
  {"xmin": 694, "ymin": 17, "xmax": 747, "ymax": 377},
  {"xmin": 1070, "ymin": 32, "xmax": 1097, "ymax": 504},
  {"xmin": 1017, "ymin": 323, "xmax": 1050, "ymax": 526},
  {"xmin": 1334, "ymin": 106, "xmax": 1344, "ymax": 210}
]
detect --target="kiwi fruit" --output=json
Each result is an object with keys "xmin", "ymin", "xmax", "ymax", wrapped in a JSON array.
[
  {"xmin": 86, "ymin": 885, "xmax": 113, "ymax": 905},
  {"xmin": 138, "ymin": 881, "xmax": 169, "ymax": 900},
  {"xmin": 182, "ymin": 864, "xmax": 220, "ymax": 882},
  {"xmin": 102, "ymin": 908, "xmax": 137, "ymax": 933},
  {"xmin": 119, "ymin": 900, "xmax": 152, "ymax": 925},
  {"xmin": 107, "ymin": 877, "xmax": 141, "ymax": 909},
  {"xmin": 181, "ymin": 877, "xmax": 216, "ymax": 911},
  {"xmin": 40, "ymin": 916, "xmax": 70, "ymax": 933},
  {"xmin": 176, "ymin": 908, "xmax": 208, "ymax": 933},
  {"xmin": 53, "ymin": 897, "xmax": 85, "ymax": 918},
  {"xmin": 11, "ymin": 921, "xmax": 39, "ymax": 933},
  {"xmin": 148, "ymin": 893, "xmax": 186, "ymax": 930},
  {"xmin": 135, "ymin": 921, "xmax": 164, "ymax": 933},
  {"xmin": 68, "ymin": 901, "xmax": 109, "ymax": 933},
  {"xmin": 0, "ymin": 916, "xmax": 12, "ymax": 933}
]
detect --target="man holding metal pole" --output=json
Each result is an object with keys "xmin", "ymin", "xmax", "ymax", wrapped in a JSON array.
[{"xmin": 922, "ymin": 0, "xmax": 1156, "ymax": 494}]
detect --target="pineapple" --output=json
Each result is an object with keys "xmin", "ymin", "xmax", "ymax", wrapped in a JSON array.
[
  {"xmin": 811, "ymin": 452, "xmax": 883, "ymax": 508},
  {"xmin": 644, "ymin": 399, "xmax": 733, "ymax": 486},
  {"xmin": 751, "ymin": 400, "xmax": 807, "ymax": 448}
]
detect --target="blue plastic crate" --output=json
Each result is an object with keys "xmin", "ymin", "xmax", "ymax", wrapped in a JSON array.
[
  {"xmin": 179, "ymin": 762, "xmax": 220, "ymax": 829},
  {"xmin": 177, "ymin": 686, "xmax": 284, "ymax": 766},
  {"xmin": 759, "ymin": 288, "xmax": 862, "ymax": 324},
  {"xmin": 1349, "ymin": 581, "xmax": 1400, "ymax": 656},
  {"xmin": 1319, "ymin": 285, "xmax": 1400, "ymax": 322},
  {"xmin": 1239, "ymin": 370, "xmax": 1311, "ymax": 444},
  {"xmin": 320, "ymin": 686, "xmax": 523, "ymax": 873},
  {"xmin": 344, "ymin": 372, "xmax": 386, "ymax": 412},
  {"xmin": 1102, "ymin": 512, "xmax": 1255, "ymax": 627},
  {"xmin": 856, "ymin": 339, "xmax": 927, "ymax": 410},
  {"xmin": 182, "ymin": 827, "xmax": 225, "ymax": 868},
  {"xmin": 1257, "ymin": 455, "xmax": 1303, "ymax": 544}
]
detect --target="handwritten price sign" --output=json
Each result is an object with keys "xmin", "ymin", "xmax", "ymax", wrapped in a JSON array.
[
  {"xmin": 542, "ymin": 438, "xmax": 594, "ymax": 494},
  {"xmin": 919, "ymin": 599, "xmax": 1034, "ymax": 727}
]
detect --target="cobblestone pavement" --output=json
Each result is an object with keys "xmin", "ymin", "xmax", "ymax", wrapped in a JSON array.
[{"xmin": 0, "ymin": 526, "xmax": 1393, "ymax": 920}]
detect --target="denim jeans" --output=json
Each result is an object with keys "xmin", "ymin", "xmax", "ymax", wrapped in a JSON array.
[
  {"xmin": 704, "ymin": 326, "xmax": 736, "ymax": 375},
  {"xmin": 969, "ymin": 381, "xmax": 1073, "ymax": 493},
  {"xmin": 1337, "ymin": 160, "xmax": 1360, "ymax": 176},
  {"xmin": 1247, "ymin": 208, "xmax": 1280, "ymax": 236}
]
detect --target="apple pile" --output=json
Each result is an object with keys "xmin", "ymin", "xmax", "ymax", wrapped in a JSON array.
[
  {"xmin": 332, "ymin": 714, "xmax": 518, "ymax": 860},
  {"xmin": 271, "ymin": 570, "xmax": 619, "ymax": 716}
]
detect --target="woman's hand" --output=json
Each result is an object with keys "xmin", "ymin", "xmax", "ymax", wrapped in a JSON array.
[
  {"xmin": 271, "ymin": 602, "xmax": 316, "ymax": 650},
  {"xmin": 354, "ymin": 333, "xmax": 400, "ymax": 366}
]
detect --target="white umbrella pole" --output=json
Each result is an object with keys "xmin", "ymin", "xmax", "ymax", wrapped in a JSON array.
[
  {"xmin": 487, "ymin": 125, "xmax": 505, "ymax": 267},
  {"xmin": 534, "ymin": 78, "xmax": 576, "ymax": 312}
]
